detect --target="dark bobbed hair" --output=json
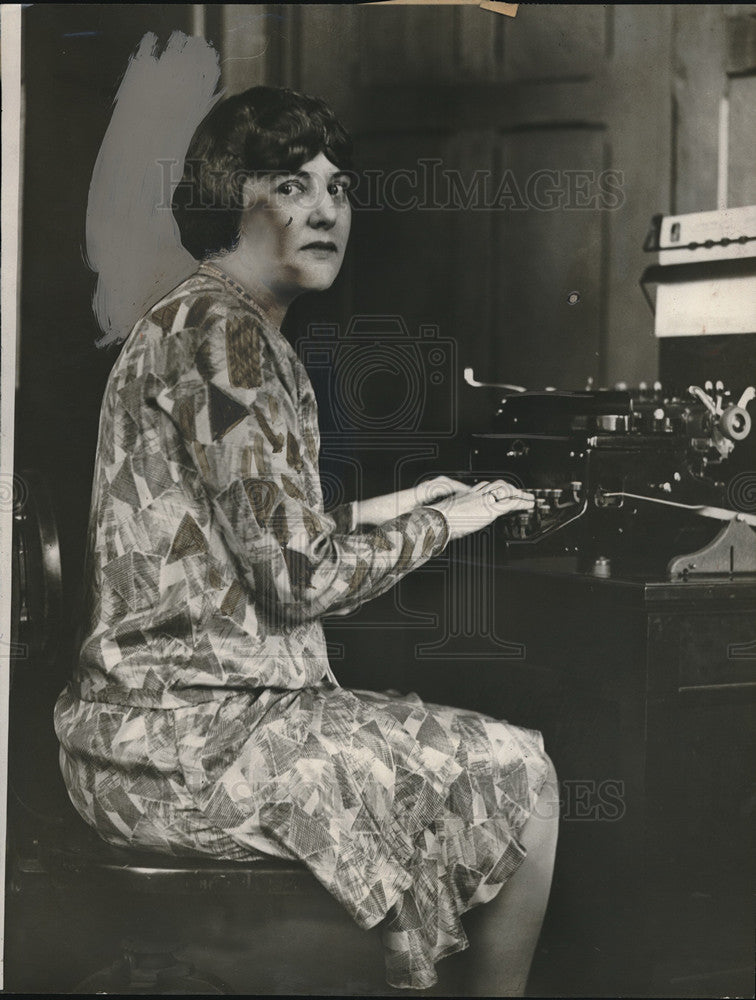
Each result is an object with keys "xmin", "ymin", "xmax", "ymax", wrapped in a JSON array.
[{"xmin": 171, "ymin": 85, "xmax": 354, "ymax": 260}]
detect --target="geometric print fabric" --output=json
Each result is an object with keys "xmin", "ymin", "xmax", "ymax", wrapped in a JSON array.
[{"xmin": 54, "ymin": 265, "xmax": 549, "ymax": 989}]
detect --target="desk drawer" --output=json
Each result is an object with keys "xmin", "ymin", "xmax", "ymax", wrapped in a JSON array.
[{"xmin": 650, "ymin": 613, "xmax": 756, "ymax": 692}]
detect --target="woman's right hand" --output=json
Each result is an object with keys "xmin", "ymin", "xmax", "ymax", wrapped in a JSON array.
[{"xmin": 428, "ymin": 480, "xmax": 534, "ymax": 542}]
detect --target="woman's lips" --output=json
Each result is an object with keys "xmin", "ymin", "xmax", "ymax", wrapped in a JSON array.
[{"xmin": 300, "ymin": 242, "xmax": 338, "ymax": 253}]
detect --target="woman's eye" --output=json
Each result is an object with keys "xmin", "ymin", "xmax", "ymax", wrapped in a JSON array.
[
  {"xmin": 329, "ymin": 180, "xmax": 351, "ymax": 197},
  {"xmin": 277, "ymin": 180, "xmax": 304, "ymax": 196}
]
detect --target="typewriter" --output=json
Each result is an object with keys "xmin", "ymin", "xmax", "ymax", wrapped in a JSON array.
[
  {"xmin": 466, "ymin": 206, "xmax": 756, "ymax": 579},
  {"xmin": 467, "ymin": 375, "xmax": 756, "ymax": 578}
]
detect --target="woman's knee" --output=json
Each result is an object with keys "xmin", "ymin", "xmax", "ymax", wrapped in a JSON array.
[
  {"xmin": 542, "ymin": 754, "xmax": 558, "ymax": 801},
  {"xmin": 520, "ymin": 754, "xmax": 559, "ymax": 854}
]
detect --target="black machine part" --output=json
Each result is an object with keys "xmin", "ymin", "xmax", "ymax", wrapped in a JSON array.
[{"xmin": 468, "ymin": 381, "xmax": 756, "ymax": 577}]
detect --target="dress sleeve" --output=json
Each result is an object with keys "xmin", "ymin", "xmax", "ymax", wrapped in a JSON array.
[
  {"xmin": 147, "ymin": 302, "xmax": 449, "ymax": 627},
  {"xmin": 326, "ymin": 501, "xmax": 355, "ymax": 534}
]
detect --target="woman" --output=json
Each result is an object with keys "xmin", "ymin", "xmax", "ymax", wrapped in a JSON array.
[{"xmin": 54, "ymin": 86, "xmax": 558, "ymax": 995}]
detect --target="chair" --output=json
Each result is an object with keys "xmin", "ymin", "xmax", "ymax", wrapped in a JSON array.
[{"xmin": 7, "ymin": 469, "xmax": 388, "ymax": 995}]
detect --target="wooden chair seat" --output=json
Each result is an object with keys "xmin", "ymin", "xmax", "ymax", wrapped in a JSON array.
[{"xmin": 31, "ymin": 808, "xmax": 314, "ymax": 896}]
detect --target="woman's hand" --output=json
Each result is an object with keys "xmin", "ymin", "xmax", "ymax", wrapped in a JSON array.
[
  {"xmin": 428, "ymin": 480, "xmax": 534, "ymax": 542},
  {"xmin": 352, "ymin": 476, "xmax": 472, "ymax": 528},
  {"xmin": 414, "ymin": 475, "xmax": 473, "ymax": 506}
]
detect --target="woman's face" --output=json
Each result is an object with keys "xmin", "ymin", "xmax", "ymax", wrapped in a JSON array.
[{"xmin": 238, "ymin": 152, "xmax": 352, "ymax": 301}]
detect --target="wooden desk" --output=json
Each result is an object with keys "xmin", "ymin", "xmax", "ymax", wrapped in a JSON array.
[
  {"xmin": 494, "ymin": 558, "xmax": 755, "ymax": 840},
  {"xmin": 492, "ymin": 556, "xmax": 756, "ymax": 995}
]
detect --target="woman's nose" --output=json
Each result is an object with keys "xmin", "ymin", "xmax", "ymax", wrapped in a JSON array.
[{"xmin": 308, "ymin": 189, "xmax": 339, "ymax": 228}]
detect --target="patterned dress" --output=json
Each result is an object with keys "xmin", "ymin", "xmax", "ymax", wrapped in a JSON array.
[{"xmin": 54, "ymin": 262, "xmax": 550, "ymax": 990}]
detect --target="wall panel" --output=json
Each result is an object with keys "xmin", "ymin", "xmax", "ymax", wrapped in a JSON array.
[{"xmin": 491, "ymin": 129, "xmax": 606, "ymax": 387}]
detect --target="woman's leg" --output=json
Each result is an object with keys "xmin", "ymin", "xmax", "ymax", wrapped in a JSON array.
[{"xmin": 434, "ymin": 756, "xmax": 560, "ymax": 997}]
